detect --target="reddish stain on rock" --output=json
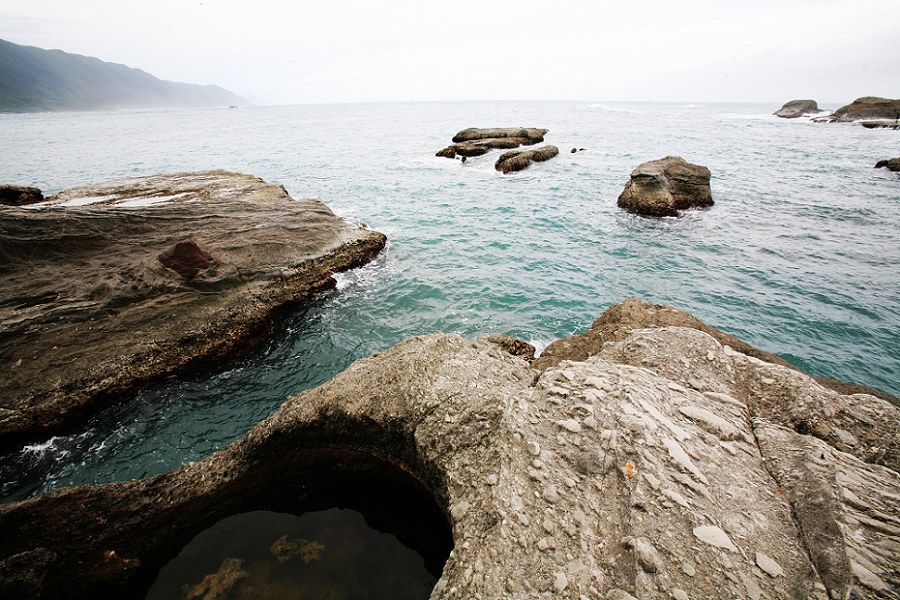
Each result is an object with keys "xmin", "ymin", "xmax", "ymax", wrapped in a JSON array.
[{"xmin": 158, "ymin": 239, "xmax": 212, "ymax": 278}]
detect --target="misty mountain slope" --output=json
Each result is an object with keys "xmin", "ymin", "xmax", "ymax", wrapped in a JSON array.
[{"xmin": 0, "ymin": 39, "xmax": 248, "ymax": 112}]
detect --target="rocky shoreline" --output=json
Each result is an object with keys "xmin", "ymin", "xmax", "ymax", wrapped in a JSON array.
[
  {"xmin": 0, "ymin": 298, "xmax": 897, "ymax": 599},
  {"xmin": 0, "ymin": 171, "xmax": 386, "ymax": 451}
]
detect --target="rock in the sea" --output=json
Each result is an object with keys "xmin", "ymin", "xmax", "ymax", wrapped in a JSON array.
[
  {"xmin": 494, "ymin": 145, "xmax": 559, "ymax": 173},
  {"xmin": 875, "ymin": 158, "xmax": 900, "ymax": 172},
  {"xmin": 828, "ymin": 96, "xmax": 900, "ymax": 122},
  {"xmin": 616, "ymin": 156, "xmax": 713, "ymax": 217},
  {"xmin": 0, "ymin": 170, "xmax": 386, "ymax": 449},
  {"xmin": 1, "ymin": 303, "xmax": 897, "ymax": 599},
  {"xmin": 774, "ymin": 99, "xmax": 821, "ymax": 119},
  {"xmin": 0, "ymin": 184, "xmax": 43, "ymax": 206},
  {"xmin": 436, "ymin": 128, "xmax": 548, "ymax": 159},
  {"xmin": 0, "ymin": 302, "xmax": 900, "ymax": 600}
]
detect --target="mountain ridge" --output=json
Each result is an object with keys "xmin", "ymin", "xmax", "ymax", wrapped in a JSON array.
[{"xmin": 0, "ymin": 38, "xmax": 249, "ymax": 112}]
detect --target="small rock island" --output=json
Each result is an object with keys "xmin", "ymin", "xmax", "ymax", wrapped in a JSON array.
[
  {"xmin": 0, "ymin": 171, "xmax": 386, "ymax": 449},
  {"xmin": 617, "ymin": 156, "xmax": 713, "ymax": 217},
  {"xmin": 773, "ymin": 99, "xmax": 821, "ymax": 119}
]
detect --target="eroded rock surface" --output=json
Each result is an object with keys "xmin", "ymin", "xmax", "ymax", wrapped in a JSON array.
[
  {"xmin": 617, "ymin": 156, "xmax": 713, "ymax": 217},
  {"xmin": 774, "ymin": 99, "xmax": 821, "ymax": 119},
  {"xmin": 1, "ymin": 314, "xmax": 897, "ymax": 599},
  {"xmin": 0, "ymin": 184, "xmax": 43, "ymax": 206},
  {"xmin": 495, "ymin": 145, "xmax": 559, "ymax": 173},
  {"xmin": 0, "ymin": 170, "xmax": 386, "ymax": 449}
]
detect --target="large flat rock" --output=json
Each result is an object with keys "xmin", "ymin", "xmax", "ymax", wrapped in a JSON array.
[
  {"xmin": 0, "ymin": 170, "xmax": 386, "ymax": 449},
  {"xmin": 1, "ymin": 309, "xmax": 897, "ymax": 598}
]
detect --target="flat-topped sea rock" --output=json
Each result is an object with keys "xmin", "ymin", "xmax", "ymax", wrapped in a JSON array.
[
  {"xmin": 774, "ymin": 99, "xmax": 821, "ymax": 119},
  {"xmin": 828, "ymin": 96, "xmax": 900, "ymax": 123},
  {"xmin": 1, "ymin": 305, "xmax": 897, "ymax": 599},
  {"xmin": 0, "ymin": 170, "xmax": 386, "ymax": 449},
  {"xmin": 617, "ymin": 156, "xmax": 713, "ymax": 217},
  {"xmin": 436, "ymin": 127, "xmax": 548, "ymax": 160},
  {"xmin": 494, "ymin": 145, "xmax": 559, "ymax": 173}
]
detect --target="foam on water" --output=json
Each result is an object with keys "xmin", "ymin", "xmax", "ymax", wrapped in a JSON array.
[{"xmin": 1, "ymin": 101, "xmax": 898, "ymax": 503}]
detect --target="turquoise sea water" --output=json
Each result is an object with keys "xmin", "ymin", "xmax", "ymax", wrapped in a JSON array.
[{"xmin": 1, "ymin": 101, "xmax": 898, "ymax": 502}]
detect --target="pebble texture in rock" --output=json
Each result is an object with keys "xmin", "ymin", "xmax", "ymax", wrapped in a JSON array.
[
  {"xmin": 0, "ymin": 170, "xmax": 387, "ymax": 449},
  {"xmin": 1, "ymin": 313, "xmax": 897, "ymax": 599},
  {"xmin": 616, "ymin": 156, "xmax": 713, "ymax": 217}
]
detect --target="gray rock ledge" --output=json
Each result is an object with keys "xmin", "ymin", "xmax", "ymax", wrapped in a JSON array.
[
  {"xmin": 0, "ymin": 170, "xmax": 387, "ymax": 450},
  {"xmin": 1, "ymin": 300, "xmax": 897, "ymax": 599}
]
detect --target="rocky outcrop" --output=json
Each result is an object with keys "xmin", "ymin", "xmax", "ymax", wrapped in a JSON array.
[
  {"xmin": 0, "ymin": 170, "xmax": 386, "ymax": 450},
  {"xmin": 617, "ymin": 156, "xmax": 713, "ymax": 217},
  {"xmin": 1, "ymin": 304, "xmax": 897, "ymax": 599},
  {"xmin": 436, "ymin": 127, "xmax": 547, "ymax": 160},
  {"xmin": 0, "ymin": 184, "xmax": 43, "ymax": 206},
  {"xmin": 494, "ymin": 145, "xmax": 559, "ymax": 173},
  {"xmin": 774, "ymin": 99, "xmax": 821, "ymax": 119},
  {"xmin": 875, "ymin": 158, "xmax": 900, "ymax": 171},
  {"xmin": 828, "ymin": 97, "xmax": 900, "ymax": 122}
]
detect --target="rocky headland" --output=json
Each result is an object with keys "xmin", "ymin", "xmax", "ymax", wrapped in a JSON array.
[
  {"xmin": 773, "ymin": 99, "xmax": 821, "ymax": 119},
  {"xmin": 1, "ymin": 298, "xmax": 897, "ymax": 599},
  {"xmin": 617, "ymin": 157, "xmax": 713, "ymax": 217},
  {"xmin": 0, "ymin": 171, "xmax": 386, "ymax": 450}
]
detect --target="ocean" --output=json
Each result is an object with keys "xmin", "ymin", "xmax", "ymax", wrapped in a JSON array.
[{"xmin": 1, "ymin": 101, "xmax": 898, "ymax": 502}]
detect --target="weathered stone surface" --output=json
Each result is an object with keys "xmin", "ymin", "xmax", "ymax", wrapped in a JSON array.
[
  {"xmin": 0, "ymin": 184, "xmax": 43, "ymax": 206},
  {"xmin": 829, "ymin": 97, "xmax": 900, "ymax": 122},
  {"xmin": 774, "ymin": 99, "xmax": 821, "ymax": 119},
  {"xmin": 0, "ymin": 170, "xmax": 386, "ymax": 449},
  {"xmin": 1, "ymin": 318, "xmax": 897, "ymax": 599},
  {"xmin": 534, "ymin": 297, "xmax": 899, "ymax": 407},
  {"xmin": 157, "ymin": 238, "xmax": 212, "ymax": 279},
  {"xmin": 875, "ymin": 158, "xmax": 900, "ymax": 171},
  {"xmin": 494, "ymin": 145, "xmax": 559, "ymax": 173},
  {"xmin": 616, "ymin": 156, "xmax": 713, "ymax": 217}
]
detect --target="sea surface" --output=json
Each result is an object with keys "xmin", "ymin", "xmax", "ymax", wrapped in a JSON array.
[{"xmin": 1, "ymin": 101, "xmax": 898, "ymax": 502}]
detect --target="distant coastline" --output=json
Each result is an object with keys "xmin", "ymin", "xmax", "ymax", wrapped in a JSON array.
[{"xmin": 0, "ymin": 39, "xmax": 248, "ymax": 113}]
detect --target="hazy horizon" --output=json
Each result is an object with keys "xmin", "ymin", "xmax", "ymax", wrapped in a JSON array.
[{"xmin": 1, "ymin": 0, "xmax": 898, "ymax": 106}]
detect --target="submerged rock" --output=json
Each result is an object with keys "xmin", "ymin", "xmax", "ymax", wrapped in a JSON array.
[
  {"xmin": 0, "ymin": 184, "xmax": 43, "ymax": 206},
  {"xmin": 828, "ymin": 96, "xmax": 900, "ymax": 122},
  {"xmin": 774, "ymin": 99, "xmax": 821, "ymax": 119},
  {"xmin": 617, "ymin": 156, "xmax": 713, "ymax": 217},
  {"xmin": 1, "ymin": 302, "xmax": 897, "ymax": 599},
  {"xmin": 494, "ymin": 145, "xmax": 559, "ymax": 173},
  {"xmin": 0, "ymin": 170, "xmax": 386, "ymax": 449},
  {"xmin": 875, "ymin": 158, "xmax": 900, "ymax": 171}
]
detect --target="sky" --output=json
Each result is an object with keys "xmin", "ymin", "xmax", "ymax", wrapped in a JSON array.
[{"xmin": 1, "ymin": 0, "xmax": 898, "ymax": 106}]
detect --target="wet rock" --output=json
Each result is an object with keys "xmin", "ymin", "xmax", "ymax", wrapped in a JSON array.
[
  {"xmin": 0, "ymin": 184, "xmax": 44, "ymax": 206},
  {"xmin": 828, "ymin": 96, "xmax": 900, "ymax": 122},
  {"xmin": 617, "ymin": 156, "xmax": 713, "ymax": 217},
  {"xmin": 0, "ymin": 170, "xmax": 386, "ymax": 449},
  {"xmin": 481, "ymin": 334, "xmax": 536, "ymax": 361},
  {"xmin": 774, "ymin": 99, "xmax": 821, "ymax": 119},
  {"xmin": 182, "ymin": 558, "xmax": 248, "ymax": 600},
  {"xmin": 875, "ymin": 158, "xmax": 900, "ymax": 172},
  {"xmin": 494, "ymin": 145, "xmax": 559, "ymax": 173},
  {"xmin": 1, "ymin": 311, "xmax": 897, "ymax": 599},
  {"xmin": 158, "ymin": 239, "xmax": 212, "ymax": 279},
  {"xmin": 451, "ymin": 127, "xmax": 547, "ymax": 144}
]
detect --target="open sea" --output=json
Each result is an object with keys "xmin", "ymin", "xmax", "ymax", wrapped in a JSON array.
[{"xmin": 1, "ymin": 101, "xmax": 898, "ymax": 503}]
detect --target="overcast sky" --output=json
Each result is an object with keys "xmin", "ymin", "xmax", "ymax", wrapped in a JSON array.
[{"xmin": 1, "ymin": 0, "xmax": 897, "ymax": 105}]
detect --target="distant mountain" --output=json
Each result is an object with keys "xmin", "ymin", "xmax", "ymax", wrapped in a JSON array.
[{"xmin": 0, "ymin": 39, "xmax": 249, "ymax": 112}]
